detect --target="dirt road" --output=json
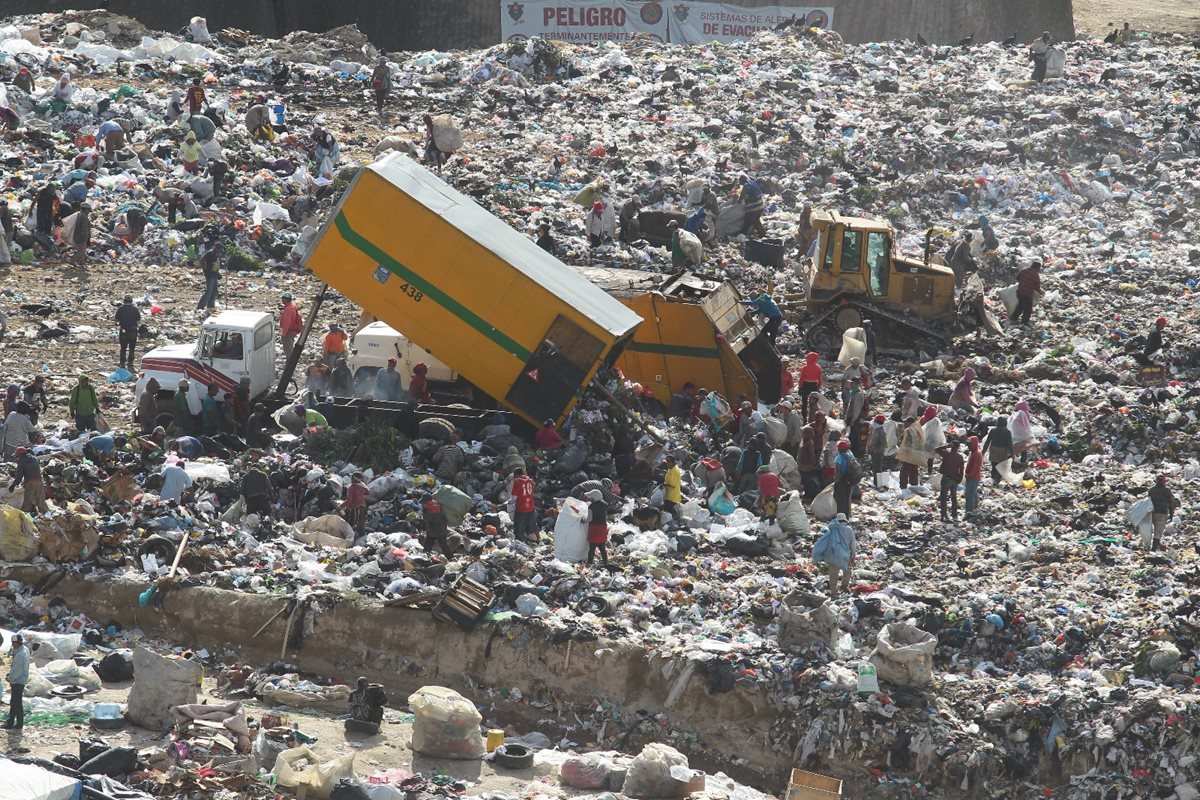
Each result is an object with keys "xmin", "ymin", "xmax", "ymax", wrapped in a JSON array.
[{"xmin": 1074, "ymin": 0, "xmax": 1199, "ymax": 36}]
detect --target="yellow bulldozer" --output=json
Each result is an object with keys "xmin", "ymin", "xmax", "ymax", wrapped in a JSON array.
[{"xmin": 800, "ymin": 211, "xmax": 992, "ymax": 353}]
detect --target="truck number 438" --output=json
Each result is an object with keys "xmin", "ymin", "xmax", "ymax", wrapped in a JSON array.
[{"xmin": 399, "ymin": 283, "xmax": 424, "ymax": 302}]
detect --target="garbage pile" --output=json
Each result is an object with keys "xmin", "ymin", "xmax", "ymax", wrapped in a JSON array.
[{"xmin": 0, "ymin": 7, "xmax": 1196, "ymax": 800}]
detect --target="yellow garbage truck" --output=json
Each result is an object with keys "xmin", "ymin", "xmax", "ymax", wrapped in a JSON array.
[{"xmin": 301, "ymin": 154, "xmax": 642, "ymax": 427}]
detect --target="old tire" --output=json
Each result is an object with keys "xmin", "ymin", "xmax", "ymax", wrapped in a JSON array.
[
  {"xmin": 494, "ymin": 744, "xmax": 534, "ymax": 770},
  {"xmin": 834, "ymin": 305, "xmax": 863, "ymax": 332}
]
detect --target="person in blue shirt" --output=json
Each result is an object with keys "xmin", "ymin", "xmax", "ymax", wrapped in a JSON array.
[
  {"xmin": 683, "ymin": 206, "xmax": 706, "ymax": 236},
  {"xmin": 738, "ymin": 174, "xmax": 766, "ymax": 237},
  {"xmin": 159, "ymin": 460, "xmax": 193, "ymax": 504},
  {"xmin": 174, "ymin": 436, "xmax": 204, "ymax": 460},
  {"xmin": 3, "ymin": 633, "xmax": 29, "ymax": 729},
  {"xmin": 742, "ymin": 292, "xmax": 783, "ymax": 344},
  {"xmin": 63, "ymin": 172, "xmax": 95, "ymax": 207}
]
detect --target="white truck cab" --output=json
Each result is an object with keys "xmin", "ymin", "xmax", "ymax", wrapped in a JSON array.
[
  {"xmin": 348, "ymin": 321, "xmax": 455, "ymax": 384},
  {"xmin": 137, "ymin": 310, "xmax": 277, "ymax": 405}
]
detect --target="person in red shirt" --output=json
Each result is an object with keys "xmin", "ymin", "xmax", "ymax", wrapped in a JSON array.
[
  {"xmin": 779, "ymin": 356, "xmax": 794, "ymax": 399},
  {"xmin": 185, "ymin": 77, "xmax": 207, "ymax": 115},
  {"xmin": 408, "ymin": 363, "xmax": 431, "ymax": 403},
  {"xmin": 279, "ymin": 293, "xmax": 303, "ymax": 359},
  {"xmin": 1014, "ymin": 261, "xmax": 1042, "ymax": 326},
  {"xmin": 798, "ymin": 351, "xmax": 823, "ymax": 418},
  {"xmin": 341, "ymin": 472, "xmax": 369, "ymax": 533},
  {"xmin": 511, "ymin": 467, "xmax": 537, "ymax": 541},
  {"xmin": 757, "ymin": 465, "xmax": 781, "ymax": 523},
  {"xmin": 534, "ymin": 419, "xmax": 564, "ymax": 451},
  {"xmin": 964, "ymin": 435, "xmax": 983, "ymax": 518}
]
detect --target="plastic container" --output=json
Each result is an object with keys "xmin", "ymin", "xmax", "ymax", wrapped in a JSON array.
[{"xmin": 486, "ymin": 729, "xmax": 505, "ymax": 752}]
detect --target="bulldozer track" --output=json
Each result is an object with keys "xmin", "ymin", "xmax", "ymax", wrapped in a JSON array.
[{"xmin": 802, "ymin": 299, "xmax": 949, "ymax": 352}]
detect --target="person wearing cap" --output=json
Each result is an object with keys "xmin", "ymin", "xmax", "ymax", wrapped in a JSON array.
[
  {"xmin": 934, "ymin": 439, "xmax": 965, "ymax": 522},
  {"xmin": 279, "ymin": 292, "xmax": 303, "ymax": 360},
  {"xmin": 114, "ymin": 295, "xmax": 141, "ymax": 370},
  {"xmin": 964, "ymin": 435, "xmax": 983, "ymax": 518},
  {"xmin": 1147, "ymin": 475, "xmax": 1177, "ymax": 550},
  {"xmin": 375, "ymin": 357, "xmax": 404, "ymax": 402},
  {"xmin": 757, "ymin": 464, "xmax": 781, "ymax": 524},
  {"xmin": 813, "ymin": 513, "xmax": 856, "ymax": 598},
  {"xmin": 1134, "ymin": 316, "xmax": 1168, "ymax": 367},
  {"xmin": 586, "ymin": 201, "xmax": 609, "ymax": 248},
  {"xmin": 534, "ymin": 418, "xmax": 564, "ymax": 451},
  {"xmin": 832, "ymin": 440, "xmax": 860, "ymax": 518},
  {"xmin": 585, "ymin": 489, "xmax": 611, "ymax": 569},
  {"xmin": 3, "ymin": 633, "xmax": 29, "ymax": 729},
  {"xmin": 511, "ymin": 467, "xmax": 537, "ymax": 541},
  {"xmin": 159, "ymin": 458, "xmax": 193, "ymax": 504},
  {"xmin": 371, "ymin": 57, "xmax": 392, "ymax": 118},
  {"xmin": 1014, "ymin": 261, "xmax": 1042, "ymax": 326},
  {"xmin": 322, "ymin": 323, "xmax": 349, "ymax": 368},
  {"xmin": 741, "ymin": 291, "xmax": 783, "ymax": 345},
  {"xmin": 778, "ymin": 356, "xmax": 794, "ymax": 398},
  {"xmin": 9, "ymin": 447, "xmax": 46, "ymax": 514}
]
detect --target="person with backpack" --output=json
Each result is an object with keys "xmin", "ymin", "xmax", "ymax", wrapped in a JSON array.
[
  {"xmin": 832, "ymin": 440, "xmax": 860, "ymax": 518},
  {"xmin": 812, "ymin": 513, "xmax": 856, "ymax": 599},
  {"xmin": 897, "ymin": 416, "xmax": 925, "ymax": 491},
  {"xmin": 935, "ymin": 439, "xmax": 965, "ymax": 522},
  {"xmin": 757, "ymin": 465, "xmax": 781, "ymax": 524}
]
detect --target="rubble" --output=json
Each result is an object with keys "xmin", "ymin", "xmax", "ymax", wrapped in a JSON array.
[{"xmin": 0, "ymin": 6, "xmax": 1195, "ymax": 800}]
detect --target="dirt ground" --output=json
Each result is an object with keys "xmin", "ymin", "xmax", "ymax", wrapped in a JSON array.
[
  {"xmin": 0, "ymin": 652, "xmax": 548, "ymax": 795},
  {"xmin": 1073, "ymin": 0, "xmax": 1200, "ymax": 36}
]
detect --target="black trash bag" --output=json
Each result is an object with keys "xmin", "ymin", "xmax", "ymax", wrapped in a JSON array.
[
  {"xmin": 79, "ymin": 737, "xmax": 110, "ymax": 763},
  {"xmin": 79, "ymin": 746, "xmax": 138, "ymax": 777},
  {"xmin": 330, "ymin": 780, "xmax": 373, "ymax": 800},
  {"xmin": 675, "ymin": 533, "xmax": 697, "ymax": 554},
  {"xmin": 725, "ymin": 533, "xmax": 769, "ymax": 557},
  {"xmin": 53, "ymin": 754, "xmax": 81, "ymax": 770},
  {"xmin": 94, "ymin": 649, "xmax": 135, "ymax": 682},
  {"xmin": 552, "ymin": 440, "xmax": 588, "ymax": 475}
]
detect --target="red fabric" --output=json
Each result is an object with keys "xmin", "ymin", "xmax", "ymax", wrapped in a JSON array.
[
  {"xmin": 186, "ymin": 86, "xmax": 206, "ymax": 113},
  {"xmin": 342, "ymin": 482, "xmax": 368, "ymax": 509},
  {"xmin": 280, "ymin": 302, "xmax": 303, "ymax": 336},
  {"xmin": 757, "ymin": 471, "xmax": 781, "ymax": 498},
  {"xmin": 587, "ymin": 522, "xmax": 609, "ymax": 544},
  {"xmin": 966, "ymin": 449, "xmax": 983, "ymax": 480},
  {"xmin": 408, "ymin": 374, "xmax": 430, "ymax": 403},
  {"xmin": 780, "ymin": 368, "xmax": 794, "ymax": 397},
  {"xmin": 534, "ymin": 427, "xmax": 564, "ymax": 450},
  {"xmin": 513, "ymin": 474, "xmax": 535, "ymax": 513}
]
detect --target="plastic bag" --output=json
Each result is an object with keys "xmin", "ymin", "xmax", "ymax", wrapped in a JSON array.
[
  {"xmin": 997, "ymin": 284, "xmax": 1019, "ymax": 316},
  {"xmin": 41, "ymin": 659, "xmax": 102, "ymax": 692},
  {"xmin": 707, "ymin": 483, "xmax": 736, "ymax": 516},
  {"xmin": 553, "ymin": 497, "xmax": 589, "ymax": 562},
  {"xmin": 20, "ymin": 631, "xmax": 81, "ymax": 662},
  {"xmin": 837, "ymin": 327, "xmax": 867, "ymax": 366},
  {"xmin": 763, "ymin": 417, "xmax": 787, "ymax": 448},
  {"xmin": 272, "ymin": 747, "xmax": 356, "ymax": 799},
  {"xmin": 433, "ymin": 485, "xmax": 470, "ymax": 526},
  {"xmin": 0, "ymin": 504, "xmax": 39, "ymax": 561},
  {"xmin": 560, "ymin": 753, "xmax": 613, "ymax": 789},
  {"xmin": 188, "ymin": 16, "xmax": 212, "ymax": 44},
  {"xmin": 810, "ymin": 484, "xmax": 837, "ymax": 521},
  {"xmin": 677, "ymin": 229, "xmax": 703, "ymax": 264},
  {"xmin": 1126, "ymin": 497, "xmax": 1153, "ymax": 542},
  {"xmin": 776, "ymin": 491, "xmax": 810, "ymax": 536},
  {"xmin": 624, "ymin": 742, "xmax": 689, "ymax": 799},
  {"xmin": 676, "ymin": 499, "xmax": 710, "ymax": 527},
  {"xmin": 408, "ymin": 686, "xmax": 484, "ymax": 759},
  {"xmin": 869, "ymin": 623, "xmax": 936, "ymax": 687},
  {"xmin": 431, "ymin": 115, "xmax": 464, "ymax": 153},
  {"xmin": 319, "ymin": 156, "xmax": 335, "ymax": 180},
  {"xmin": 778, "ymin": 591, "xmax": 837, "ymax": 647}
]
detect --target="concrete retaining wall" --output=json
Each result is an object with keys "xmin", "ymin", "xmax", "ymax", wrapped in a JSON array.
[
  {"xmin": 0, "ymin": 0, "xmax": 1074, "ymax": 50},
  {"xmin": 3, "ymin": 566, "xmax": 785, "ymax": 780}
]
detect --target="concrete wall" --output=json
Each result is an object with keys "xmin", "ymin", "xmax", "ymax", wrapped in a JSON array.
[
  {"xmin": 0, "ymin": 0, "xmax": 1074, "ymax": 50},
  {"xmin": 3, "ymin": 566, "xmax": 786, "ymax": 782}
]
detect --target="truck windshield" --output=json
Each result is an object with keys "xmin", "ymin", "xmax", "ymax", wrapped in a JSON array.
[{"xmin": 202, "ymin": 331, "xmax": 244, "ymax": 361}]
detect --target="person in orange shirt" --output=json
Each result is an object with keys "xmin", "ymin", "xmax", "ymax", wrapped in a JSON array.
[{"xmin": 321, "ymin": 323, "xmax": 348, "ymax": 367}]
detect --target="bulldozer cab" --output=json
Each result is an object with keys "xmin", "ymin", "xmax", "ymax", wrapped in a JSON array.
[{"xmin": 807, "ymin": 211, "xmax": 955, "ymax": 322}]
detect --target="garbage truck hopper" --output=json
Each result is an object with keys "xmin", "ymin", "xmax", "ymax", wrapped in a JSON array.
[{"xmin": 301, "ymin": 153, "xmax": 642, "ymax": 427}]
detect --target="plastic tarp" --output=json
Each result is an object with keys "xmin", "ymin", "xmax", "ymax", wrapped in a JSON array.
[
  {"xmin": 838, "ymin": 327, "xmax": 867, "ymax": 366},
  {"xmin": 0, "ymin": 759, "xmax": 80, "ymax": 800},
  {"xmin": 272, "ymin": 747, "xmax": 356, "ymax": 800}
]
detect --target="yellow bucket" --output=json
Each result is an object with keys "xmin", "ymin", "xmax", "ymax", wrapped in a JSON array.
[{"xmin": 486, "ymin": 730, "xmax": 505, "ymax": 753}]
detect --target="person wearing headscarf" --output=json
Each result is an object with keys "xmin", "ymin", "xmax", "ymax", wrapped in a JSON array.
[
  {"xmin": 478, "ymin": 411, "xmax": 510, "ymax": 440},
  {"xmin": 3, "ymin": 384, "xmax": 18, "ymax": 419},
  {"xmin": 166, "ymin": 89, "xmax": 185, "ymax": 122},
  {"xmin": 586, "ymin": 201, "xmax": 607, "ymax": 247},
  {"xmin": 501, "ymin": 445, "xmax": 525, "ymax": 477},
  {"xmin": 795, "ymin": 425, "xmax": 822, "ymax": 499},
  {"xmin": 897, "ymin": 416, "xmax": 925, "ymax": 491},
  {"xmin": 179, "ymin": 131, "xmax": 202, "ymax": 174},
  {"xmin": 1010, "ymin": 401, "xmax": 1036, "ymax": 458},
  {"xmin": 585, "ymin": 489, "xmax": 611, "ymax": 569},
  {"xmin": 757, "ymin": 464, "xmax": 781, "ymax": 523},
  {"xmin": 795, "ymin": 203, "xmax": 817, "ymax": 257},
  {"xmin": 866, "ymin": 414, "xmax": 888, "ymax": 489},
  {"xmin": 51, "ymin": 73, "xmax": 73, "ymax": 103},
  {"xmin": 13, "ymin": 66, "xmax": 33, "ymax": 95},
  {"xmin": 948, "ymin": 367, "xmax": 979, "ymax": 413},
  {"xmin": 964, "ymin": 435, "xmax": 983, "ymax": 518},
  {"xmin": 899, "ymin": 379, "xmax": 923, "ymax": 420},
  {"xmin": 408, "ymin": 363, "xmax": 431, "ymax": 403}
]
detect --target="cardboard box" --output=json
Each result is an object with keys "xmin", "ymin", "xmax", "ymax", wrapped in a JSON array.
[{"xmin": 786, "ymin": 768, "xmax": 843, "ymax": 800}]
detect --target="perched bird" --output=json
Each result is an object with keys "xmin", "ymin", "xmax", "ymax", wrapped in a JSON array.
[
  {"xmin": 36, "ymin": 321, "xmax": 70, "ymax": 340},
  {"xmin": 916, "ymin": 34, "xmax": 929, "ymax": 46},
  {"xmin": 956, "ymin": 33, "xmax": 975, "ymax": 47},
  {"xmin": 1100, "ymin": 67, "xmax": 1119, "ymax": 83},
  {"xmin": 1001, "ymin": 33, "xmax": 1017, "ymax": 47},
  {"xmin": 1104, "ymin": 29, "xmax": 1119, "ymax": 45},
  {"xmin": 20, "ymin": 303, "xmax": 54, "ymax": 317},
  {"xmin": 272, "ymin": 63, "xmax": 290, "ymax": 89},
  {"xmin": 773, "ymin": 14, "xmax": 798, "ymax": 32}
]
